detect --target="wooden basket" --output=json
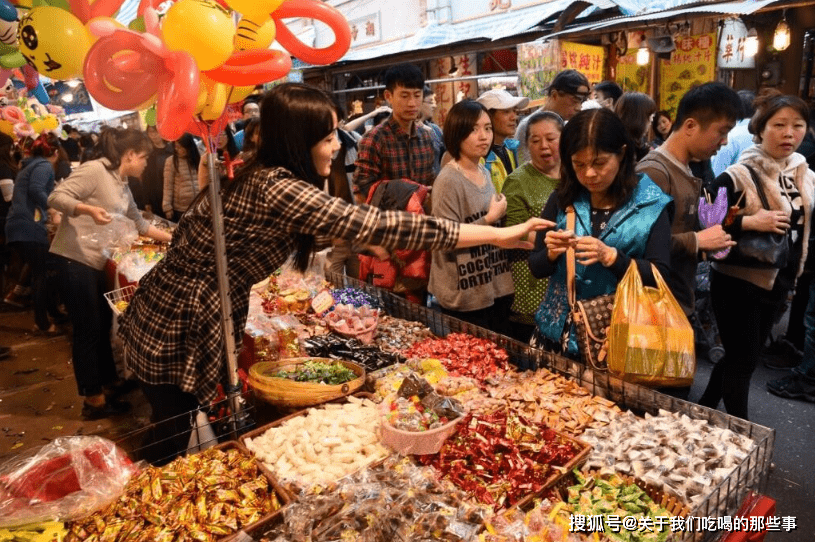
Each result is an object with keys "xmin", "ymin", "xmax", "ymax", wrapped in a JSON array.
[{"xmin": 248, "ymin": 357, "xmax": 366, "ymax": 408}]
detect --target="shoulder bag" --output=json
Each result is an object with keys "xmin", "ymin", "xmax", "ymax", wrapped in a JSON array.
[
  {"xmin": 722, "ymin": 165, "xmax": 790, "ymax": 269},
  {"xmin": 565, "ymin": 206, "xmax": 613, "ymax": 371}
]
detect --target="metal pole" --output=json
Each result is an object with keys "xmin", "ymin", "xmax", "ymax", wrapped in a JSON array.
[{"xmin": 206, "ymin": 153, "xmax": 243, "ymax": 432}]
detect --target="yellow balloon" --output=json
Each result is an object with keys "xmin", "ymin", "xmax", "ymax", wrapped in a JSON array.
[
  {"xmin": 0, "ymin": 119, "xmax": 12, "ymax": 137},
  {"xmin": 18, "ymin": 7, "xmax": 92, "ymax": 80},
  {"xmin": 162, "ymin": 0, "xmax": 235, "ymax": 71},
  {"xmin": 226, "ymin": 84, "xmax": 256, "ymax": 104},
  {"xmin": 42, "ymin": 116, "xmax": 59, "ymax": 130},
  {"xmin": 30, "ymin": 118, "xmax": 45, "ymax": 134}
]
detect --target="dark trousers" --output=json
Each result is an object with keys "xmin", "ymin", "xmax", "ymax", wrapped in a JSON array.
[
  {"xmin": 55, "ymin": 255, "xmax": 117, "ymax": 397},
  {"xmin": 139, "ymin": 382, "xmax": 200, "ymax": 465},
  {"xmin": 699, "ymin": 270, "xmax": 787, "ymax": 419},
  {"xmin": 784, "ymin": 271, "xmax": 812, "ymax": 350},
  {"xmin": 11, "ymin": 242, "xmax": 60, "ymax": 330},
  {"xmin": 441, "ymin": 294, "xmax": 514, "ymax": 337}
]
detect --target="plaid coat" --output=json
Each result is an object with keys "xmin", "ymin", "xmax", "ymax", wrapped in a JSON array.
[{"xmin": 118, "ymin": 167, "xmax": 459, "ymax": 404}]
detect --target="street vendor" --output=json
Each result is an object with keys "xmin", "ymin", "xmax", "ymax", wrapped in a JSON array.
[{"xmin": 117, "ymin": 83, "xmax": 552, "ymax": 462}]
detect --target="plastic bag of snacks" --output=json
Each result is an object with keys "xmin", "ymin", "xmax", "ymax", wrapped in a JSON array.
[{"xmin": 0, "ymin": 436, "xmax": 139, "ymax": 528}]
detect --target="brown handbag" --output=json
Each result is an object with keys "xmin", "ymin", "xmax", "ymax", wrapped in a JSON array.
[{"xmin": 565, "ymin": 207, "xmax": 613, "ymax": 371}]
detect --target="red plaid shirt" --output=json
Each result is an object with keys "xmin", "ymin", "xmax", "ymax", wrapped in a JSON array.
[{"xmin": 353, "ymin": 116, "xmax": 436, "ymax": 199}]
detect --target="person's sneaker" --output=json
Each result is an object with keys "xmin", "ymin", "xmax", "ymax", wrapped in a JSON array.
[
  {"xmin": 3, "ymin": 285, "xmax": 31, "ymax": 308},
  {"xmin": 767, "ymin": 374, "xmax": 815, "ymax": 402},
  {"xmin": 81, "ymin": 399, "xmax": 131, "ymax": 420}
]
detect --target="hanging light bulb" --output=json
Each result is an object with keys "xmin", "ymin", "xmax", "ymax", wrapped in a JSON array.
[
  {"xmin": 636, "ymin": 46, "xmax": 650, "ymax": 65},
  {"xmin": 744, "ymin": 28, "xmax": 759, "ymax": 58},
  {"xmin": 773, "ymin": 11, "xmax": 791, "ymax": 51}
]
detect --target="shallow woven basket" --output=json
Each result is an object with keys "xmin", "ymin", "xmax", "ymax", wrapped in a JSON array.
[{"xmin": 248, "ymin": 357, "xmax": 366, "ymax": 408}]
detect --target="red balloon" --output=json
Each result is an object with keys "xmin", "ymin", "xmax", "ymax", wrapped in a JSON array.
[
  {"xmin": 68, "ymin": 0, "xmax": 91, "ymax": 23},
  {"xmin": 156, "ymin": 52, "xmax": 200, "ymax": 142},
  {"xmin": 204, "ymin": 49, "xmax": 290, "ymax": 87},
  {"xmin": 272, "ymin": 0, "xmax": 351, "ymax": 65},
  {"xmin": 84, "ymin": 32, "xmax": 157, "ymax": 109},
  {"xmin": 89, "ymin": 0, "xmax": 127, "ymax": 19}
]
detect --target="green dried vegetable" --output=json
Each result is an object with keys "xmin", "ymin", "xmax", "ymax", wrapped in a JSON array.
[{"xmin": 274, "ymin": 360, "xmax": 357, "ymax": 385}]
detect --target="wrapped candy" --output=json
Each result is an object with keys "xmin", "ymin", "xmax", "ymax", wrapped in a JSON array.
[{"xmin": 404, "ymin": 334, "xmax": 510, "ymax": 382}]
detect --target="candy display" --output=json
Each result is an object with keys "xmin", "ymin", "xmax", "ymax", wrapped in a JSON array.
[
  {"xmin": 481, "ymin": 500, "xmax": 585, "ymax": 542},
  {"xmin": 374, "ymin": 315, "xmax": 435, "ymax": 352},
  {"xmin": 324, "ymin": 303, "xmax": 378, "ymax": 342},
  {"xmin": 244, "ymin": 396, "xmax": 389, "ymax": 487},
  {"xmin": 581, "ymin": 410, "xmax": 756, "ymax": 508},
  {"xmin": 418, "ymin": 410, "xmax": 587, "ymax": 510},
  {"xmin": 478, "ymin": 369, "xmax": 622, "ymax": 436},
  {"xmin": 0, "ymin": 521, "xmax": 67, "ymax": 542},
  {"xmin": 65, "ymin": 446, "xmax": 282, "ymax": 542},
  {"xmin": 404, "ymin": 333, "xmax": 510, "ymax": 381},
  {"xmin": 303, "ymin": 334, "xmax": 402, "ymax": 372},
  {"xmin": 255, "ymin": 457, "xmax": 488, "ymax": 542},
  {"xmin": 387, "ymin": 395, "xmax": 452, "ymax": 431},
  {"xmin": 273, "ymin": 359, "xmax": 357, "ymax": 385},
  {"xmin": 329, "ymin": 287, "xmax": 381, "ymax": 309}
]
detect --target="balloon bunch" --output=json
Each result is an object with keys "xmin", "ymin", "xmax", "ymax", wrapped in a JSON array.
[
  {"xmin": 0, "ymin": 95, "xmax": 61, "ymax": 139},
  {"xmin": 0, "ymin": 0, "xmax": 48, "ymax": 105},
  {"xmin": 15, "ymin": 0, "xmax": 351, "ymax": 142}
]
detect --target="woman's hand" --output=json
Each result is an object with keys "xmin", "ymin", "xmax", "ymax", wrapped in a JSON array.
[
  {"xmin": 743, "ymin": 209, "xmax": 790, "ymax": 234},
  {"xmin": 493, "ymin": 218, "xmax": 555, "ymax": 249},
  {"xmin": 574, "ymin": 236, "xmax": 618, "ymax": 267},
  {"xmin": 544, "ymin": 229, "xmax": 575, "ymax": 261},
  {"xmin": 485, "ymin": 194, "xmax": 507, "ymax": 224}
]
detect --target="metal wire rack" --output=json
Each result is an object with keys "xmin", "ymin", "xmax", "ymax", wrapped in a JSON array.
[{"xmin": 326, "ymin": 272, "xmax": 776, "ymax": 542}]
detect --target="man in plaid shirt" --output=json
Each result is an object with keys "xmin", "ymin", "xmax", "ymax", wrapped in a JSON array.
[{"xmin": 353, "ymin": 63, "xmax": 435, "ymax": 201}]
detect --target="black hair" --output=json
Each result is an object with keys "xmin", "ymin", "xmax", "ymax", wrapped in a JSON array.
[
  {"xmin": 372, "ymin": 111, "xmax": 391, "ymax": 127},
  {"xmin": 672, "ymin": 82, "xmax": 740, "ymax": 133},
  {"xmin": 749, "ymin": 90, "xmax": 810, "ymax": 143},
  {"xmin": 216, "ymin": 127, "xmax": 239, "ymax": 159},
  {"xmin": 242, "ymin": 118, "xmax": 260, "ymax": 155},
  {"xmin": 0, "ymin": 132, "xmax": 16, "ymax": 176},
  {"xmin": 383, "ymin": 63, "xmax": 424, "ymax": 92},
  {"xmin": 557, "ymin": 108, "xmax": 637, "ymax": 209},
  {"xmin": 243, "ymin": 83, "xmax": 336, "ymax": 271},
  {"xmin": 30, "ymin": 133, "xmax": 61, "ymax": 158},
  {"xmin": 173, "ymin": 133, "xmax": 201, "ymax": 172},
  {"xmin": 97, "ymin": 127, "xmax": 150, "ymax": 171},
  {"xmin": 443, "ymin": 99, "xmax": 489, "ymax": 161},
  {"xmin": 614, "ymin": 92, "xmax": 656, "ymax": 159},
  {"xmin": 593, "ymin": 81, "xmax": 623, "ymax": 104},
  {"xmin": 737, "ymin": 90, "xmax": 756, "ymax": 120},
  {"xmin": 651, "ymin": 110, "xmax": 672, "ymax": 139}
]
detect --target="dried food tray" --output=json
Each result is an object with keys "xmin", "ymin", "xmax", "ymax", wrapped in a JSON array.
[
  {"xmin": 240, "ymin": 393, "xmax": 389, "ymax": 494},
  {"xmin": 104, "ymin": 285, "xmax": 137, "ymax": 315},
  {"xmin": 248, "ymin": 357, "xmax": 366, "ymax": 408}
]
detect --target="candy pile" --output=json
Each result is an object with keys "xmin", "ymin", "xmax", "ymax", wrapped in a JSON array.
[
  {"xmin": 405, "ymin": 334, "xmax": 510, "ymax": 381},
  {"xmin": 257, "ymin": 457, "xmax": 487, "ymax": 542},
  {"xmin": 325, "ymin": 304, "xmax": 378, "ymax": 337},
  {"xmin": 303, "ymin": 334, "xmax": 401, "ymax": 372},
  {"xmin": 479, "ymin": 369, "xmax": 621, "ymax": 436},
  {"xmin": 329, "ymin": 287, "xmax": 380, "ymax": 308},
  {"xmin": 581, "ymin": 410, "xmax": 755, "ymax": 508},
  {"xmin": 374, "ymin": 315, "xmax": 435, "ymax": 353},
  {"xmin": 387, "ymin": 395, "xmax": 452, "ymax": 432},
  {"xmin": 66, "ymin": 446, "xmax": 282, "ymax": 542},
  {"xmin": 244, "ymin": 396, "xmax": 389, "ymax": 487},
  {"xmin": 418, "ymin": 410, "xmax": 585, "ymax": 510},
  {"xmin": 482, "ymin": 500, "xmax": 586, "ymax": 542}
]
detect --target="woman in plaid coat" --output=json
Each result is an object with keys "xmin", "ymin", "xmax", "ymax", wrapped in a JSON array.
[{"xmin": 117, "ymin": 83, "xmax": 551, "ymax": 462}]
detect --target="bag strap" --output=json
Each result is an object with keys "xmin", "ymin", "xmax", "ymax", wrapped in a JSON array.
[
  {"xmin": 566, "ymin": 206, "xmax": 577, "ymax": 308},
  {"xmin": 743, "ymin": 164, "xmax": 772, "ymax": 210}
]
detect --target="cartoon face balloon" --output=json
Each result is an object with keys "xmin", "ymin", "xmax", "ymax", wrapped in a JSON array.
[{"xmin": 17, "ymin": 6, "xmax": 91, "ymax": 80}]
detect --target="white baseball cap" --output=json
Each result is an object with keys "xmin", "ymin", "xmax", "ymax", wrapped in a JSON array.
[{"xmin": 476, "ymin": 89, "xmax": 530, "ymax": 111}]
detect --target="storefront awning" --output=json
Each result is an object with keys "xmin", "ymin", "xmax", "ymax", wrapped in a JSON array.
[
  {"xmin": 542, "ymin": 0, "xmax": 784, "ymax": 38},
  {"xmin": 339, "ymin": 0, "xmax": 614, "ymax": 63}
]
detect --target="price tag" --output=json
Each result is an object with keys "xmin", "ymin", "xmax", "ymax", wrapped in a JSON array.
[{"xmin": 311, "ymin": 289, "xmax": 334, "ymax": 314}]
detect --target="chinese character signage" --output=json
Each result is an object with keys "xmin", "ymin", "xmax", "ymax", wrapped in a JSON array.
[
  {"xmin": 431, "ymin": 54, "xmax": 478, "ymax": 125},
  {"xmin": 717, "ymin": 18, "xmax": 756, "ymax": 69},
  {"xmin": 659, "ymin": 33, "xmax": 716, "ymax": 118},
  {"xmin": 560, "ymin": 41, "xmax": 605, "ymax": 84},
  {"xmin": 348, "ymin": 12, "xmax": 381, "ymax": 47},
  {"xmin": 615, "ymin": 52, "xmax": 651, "ymax": 94},
  {"xmin": 517, "ymin": 40, "xmax": 560, "ymax": 102}
]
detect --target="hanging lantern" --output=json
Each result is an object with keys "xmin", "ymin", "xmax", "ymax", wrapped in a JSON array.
[
  {"xmin": 773, "ymin": 11, "xmax": 791, "ymax": 51},
  {"xmin": 636, "ymin": 46, "xmax": 649, "ymax": 65}
]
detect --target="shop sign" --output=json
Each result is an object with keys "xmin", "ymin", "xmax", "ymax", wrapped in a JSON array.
[
  {"xmin": 348, "ymin": 12, "xmax": 381, "ymax": 47},
  {"xmin": 517, "ymin": 40, "xmax": 560, "ymax": 102},
  {"xmin": 560, "ymin": 41, "xmax": 605, "ymax": 84},
  {"xmin": 659, "ymin": 33, "xmax": 716, "ymax": 118},
  {"xmin": 717, "ymin": 18, "xmax": 756, "ymax": 70},
  {"xmin": 615, "ymin": 52, "xmax": 651, "ymax": 94},
  {"xmin": 431, "ymin": 54, "xmax": 477, "ymax": 125}
]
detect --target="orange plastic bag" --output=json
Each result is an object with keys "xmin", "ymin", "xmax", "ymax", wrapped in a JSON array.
[{"xmin": 608, "ymin": 261, "xmax": 695, "ymax": 387}]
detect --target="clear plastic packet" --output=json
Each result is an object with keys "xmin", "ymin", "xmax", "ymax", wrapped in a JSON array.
[
  {"xmin": 0, "ymin": 436, "xmax": 141, "ymax": 528},
  {"xmin": 79, "ymin": 213, "xmax": 139, "ymax": 257}
]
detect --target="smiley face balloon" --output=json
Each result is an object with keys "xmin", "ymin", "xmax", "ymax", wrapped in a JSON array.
[{"xmin": 18, "ymin": 6, "xmax": 92, "ymax": 80}]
